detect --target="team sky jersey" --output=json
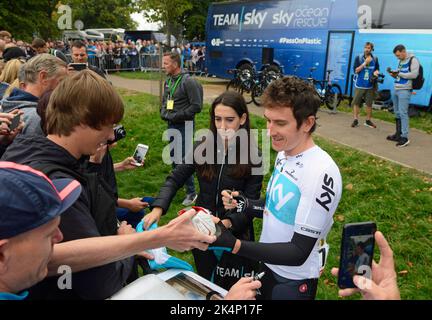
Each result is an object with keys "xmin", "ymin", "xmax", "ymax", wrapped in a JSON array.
[{"xmin": 260, "ymin": 145, "xmax": 342, "ymax": 280}]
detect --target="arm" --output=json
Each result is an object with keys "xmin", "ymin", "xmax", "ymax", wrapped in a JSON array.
[
  {"xmin": 209, "ymin": 222, "xmax": 317, "ymax": 266},
  {"xmin": 48, "ymin": 209, "xmax": 216, "ymax": 276},
  {"xmin": 354, "ymin": 56, "xmax": 363, "ymax": 74},
  {"xmin": 236, "ymin": 232, "xmax": 317, "ymax": 265},
  {"xmin": 399, "ymin": 57, "xmax": 419, "ymax": 79},
  {"xmin": 150, "ymin": 162, "xmax": 196, "ymax": 215},
  {"xmin": 170, "ymin": 79, "xmax": 203, "ymax": 122},
  {"xmin": 225, "ymin": 172, "xmax": 263, "ymax": 233}
]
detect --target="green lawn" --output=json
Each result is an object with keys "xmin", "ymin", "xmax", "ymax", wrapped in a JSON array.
[
  {"xmin": 113, "ymin": 71, "xmax": 229, "ymax": 86},
  {"xmin": 114, "ymin": 71, "xmax": 432, "ymax": 134},
  {"xmin": 112, "ymin": 88, "xmax": 432, "ymax": 300}
]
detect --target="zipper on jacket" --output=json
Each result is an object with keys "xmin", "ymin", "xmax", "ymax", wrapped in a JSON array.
[{"xmin": 215, "ymin": 161, "xmax": 225, "ymax": 217}]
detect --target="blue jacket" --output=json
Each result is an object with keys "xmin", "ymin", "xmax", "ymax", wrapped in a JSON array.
[{"xmin": 0, "ymin": 87, "xmax": 43, "ymax": 136}]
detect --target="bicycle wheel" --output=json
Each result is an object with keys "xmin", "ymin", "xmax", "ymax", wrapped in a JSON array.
[
  {"xmin": 252, "ymin": 83, "xmax": 265, "ymax": 106},
  {"xmin": 226, "ymin": 79, "xmax": 241, "ymax": 92},
  {"xmin": 324, "ymin": 84, "xmax": 342, "ymax": 109},
  {"xmin": 313, "ymin": 81, "xmax": 325, "ymax": 104},
  {"xmin": 241, "ymin": 79, "xmax": 255, "ymax": 104}
]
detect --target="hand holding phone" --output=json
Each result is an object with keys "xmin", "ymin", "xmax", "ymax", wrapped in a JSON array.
[
  {"xmin": 132, "ymin": 144, "xmax": 149, "ymax": 166},
  {"xmin": 337, "ymin": 222, "xmax": 376, "ymax": 289},
  {"xmin": 69, "ymin": 63, "xmax": 87, "ymax": 71},
  {"xmin": 8, "ymin": 113, "xmax": 21, "ymax": 132}
]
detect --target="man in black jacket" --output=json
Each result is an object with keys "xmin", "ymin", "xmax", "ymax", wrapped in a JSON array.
[
  {"xmin": 161, "ymin": 52, "xmax": 203, "ymax": 206},
  {"xmin": 1, "ymin": 70, "xmax": 215, "ymax": 299}
]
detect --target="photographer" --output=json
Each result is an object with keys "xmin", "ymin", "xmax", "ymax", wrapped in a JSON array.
[{"xmin": 351, "ymin": 42, "xmax": 380, "ymax": 129}]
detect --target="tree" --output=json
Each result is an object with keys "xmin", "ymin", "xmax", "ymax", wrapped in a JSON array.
[
  {"xmin": 69, "ymin": 0, "xmax": 138, "ymax": 30},
  {"xmin": 137, "ymin": 0, "xmax": 192, "ymax": 47},
  {"xmin": 0, "ymin": 0, "xmax": 60, "ymax": 41},
  {"xmin": 0, "ymin": 0, "xmax": 138, "ymax": 42}
]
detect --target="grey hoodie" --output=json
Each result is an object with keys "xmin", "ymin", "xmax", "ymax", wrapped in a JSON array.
[
  {"xmin": 395, "ymin": 53, "xmax": 420, "ymax": 91},
  {"xmin": 0, "ymin": 87, "xmax": 44, "ymax": 135}
]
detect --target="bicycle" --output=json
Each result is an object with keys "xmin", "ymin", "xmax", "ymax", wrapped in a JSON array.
[
  {"xmin": 226, "ymin": 67, "xmax": 254, "ymax": 104},
  {"xmin": 305, "ymin": 68, "xmax": 343, "ymax": 109},
  {"xmin": 251, "ymin": 65, "xmax": 283, "ymax": 106}
]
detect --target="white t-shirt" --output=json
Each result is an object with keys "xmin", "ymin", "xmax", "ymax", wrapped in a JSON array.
[{"xmin": 260, "ymin": 145, "xmax": 342, "ymax": 280}]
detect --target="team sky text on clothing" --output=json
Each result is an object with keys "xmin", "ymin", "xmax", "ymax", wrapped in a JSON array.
[{"xmin": 212, "ymin": 7, "xmax": 330, "ymax": 29}]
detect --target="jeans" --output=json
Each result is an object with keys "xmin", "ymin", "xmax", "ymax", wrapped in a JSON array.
[
  {"xmin": 168, "ymin": 121, "xmax": 196, "ymax": 195},
  {"xmin": 116, "ymin": 208, "xmax": 145, "ymax": 229},
  {"xmin": 392, "ymin": 89, "xmax": 411, "ymax": 138}
]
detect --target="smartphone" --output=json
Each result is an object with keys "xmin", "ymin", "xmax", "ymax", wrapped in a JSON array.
[
  {"xmin": 69, "ymin": 63, "xmax": 87, "ymax": 71},
  {"xmin": 141, "ymin": 196, "xmax": 155, "ymax": 205},
  {"xmin": 338, "ymin": 222, "xmax": 376, "ymax": 289},
  {"xmin": 132, "ymin": 144, "xmax": 149, "ymax": 166},
  {"xmin": 8, "ymin": 113, "xmax": 21, "ymax": 131}
]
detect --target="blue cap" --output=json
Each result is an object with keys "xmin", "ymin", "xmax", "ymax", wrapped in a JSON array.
[{"xmin": 0, "ymin": 162, "xmax": 82, "ymax": 239}]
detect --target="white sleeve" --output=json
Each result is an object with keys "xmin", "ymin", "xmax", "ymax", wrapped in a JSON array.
[{"xmin": 294, "ymin": 163, "xmax": 342, "ymax": 238}]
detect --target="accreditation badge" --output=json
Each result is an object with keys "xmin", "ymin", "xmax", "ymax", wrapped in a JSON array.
[{"xmin": 167, "ymin": 99, "xmax": 174, "ymax": 110}]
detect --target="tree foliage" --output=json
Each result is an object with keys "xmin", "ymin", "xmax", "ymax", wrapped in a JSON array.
[
  {"xmin": 0, "ymin": 0, "xmax": 137, "ymax": 42},
  {"xmin": 137, "ymin": 0, "xmax": 192, "ymax": 47}
]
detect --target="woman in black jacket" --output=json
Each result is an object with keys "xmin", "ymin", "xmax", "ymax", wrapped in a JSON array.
[{"xmin": 143, "ymin": 91, "xmax": 263, "ymax": 289}]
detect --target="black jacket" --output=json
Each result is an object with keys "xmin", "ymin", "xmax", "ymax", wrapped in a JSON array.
[
  {"xmin": 152, "ymin": 142, "xmax": 263, "ymax": 239},
  {"xmin": 160, "ymin": 73, "xmax": 203, "ymax": 124},
  {"xmin": 1, "ymin": 134, "xmax": 134, "ymax": 300}
]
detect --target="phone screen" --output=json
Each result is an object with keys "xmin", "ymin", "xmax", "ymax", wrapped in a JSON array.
[
  {"xmin": 133, "ymin": 145, "xmax": 148, "ymax": 165},
  {"xmin": 9, "ymin": 114, "xmax": 20, "ymax": 131},
  {"xmin": 70, "ymin": 63, "xmax": 87, "ymax": 71},
  {"xmin": 338, "ymin": 222, "xmax": 376, "ymax": 289}
]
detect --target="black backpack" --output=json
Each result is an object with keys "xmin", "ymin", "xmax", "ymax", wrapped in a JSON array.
[{"xmin": 409, "ymin": 56, "xmax": 424, "ymax": 90}]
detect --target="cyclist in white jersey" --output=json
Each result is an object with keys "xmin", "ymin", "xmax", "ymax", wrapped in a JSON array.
[{"xmin": 209, "ymin": 76, "xmax": 342, "ymax": 300}]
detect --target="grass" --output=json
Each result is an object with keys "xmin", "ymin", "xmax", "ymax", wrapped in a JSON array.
[
  {"xmin": 114, "ymin": 71, "xmax": 432, "ymax": 134},
  {"xmin": 112, "ymin": 88, "xmax": 432, "ymax": 300},
  {"xmin": 112, "ymin": 71, "xmax": 229, "ymax": 86}
]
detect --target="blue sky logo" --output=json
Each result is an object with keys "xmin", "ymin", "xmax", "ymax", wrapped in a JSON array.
[{"xmin": 266, "ymin": 171, "xmax": 301, "ymax": 225}]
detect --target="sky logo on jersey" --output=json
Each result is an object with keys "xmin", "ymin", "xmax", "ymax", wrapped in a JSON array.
[{"xmin": 266, "ymin": 170, "xmax": 300, "ymax": 225}]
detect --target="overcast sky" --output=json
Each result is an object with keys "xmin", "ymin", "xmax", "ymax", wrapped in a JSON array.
[{"xmin": 131, "ymin": 12, "xmax": 162, "ymax": 30}]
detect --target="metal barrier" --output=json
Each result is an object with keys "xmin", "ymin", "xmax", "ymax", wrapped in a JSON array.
[{"xmin": 65, "ymin": 53, "xmax": 162, "ymax": 73}]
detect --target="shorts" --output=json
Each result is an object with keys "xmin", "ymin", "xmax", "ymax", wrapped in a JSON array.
[
  {"xmin": 257, "ymin": 264, "xmax": 318, "ymax": 300},
  {"xmin": 352, "ymin": 88, "xmax": 376, "ymax": 107}
]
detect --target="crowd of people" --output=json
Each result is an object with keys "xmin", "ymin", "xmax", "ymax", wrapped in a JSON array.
[
  {"xmin": 0, "ymin": 30, "xmax": 206, "ymax": 75},
  {"xmin": 0, "ymin": 28, "xmax": 402, "ymax": 301}
]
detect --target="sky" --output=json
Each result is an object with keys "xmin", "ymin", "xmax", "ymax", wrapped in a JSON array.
[{"xmin": 131, "ymin": 12, "xmax": 162, "ymax": 31}]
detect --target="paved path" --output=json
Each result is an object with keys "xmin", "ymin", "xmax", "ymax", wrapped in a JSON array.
[{"xmin": 109, "ymin": 74, "xmax": 432, "ymax": 175}]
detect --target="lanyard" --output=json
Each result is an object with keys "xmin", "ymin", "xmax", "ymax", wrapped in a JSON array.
[{"xmin": 167, "ymin": 75, "xmax": 183, "ymax": 99}]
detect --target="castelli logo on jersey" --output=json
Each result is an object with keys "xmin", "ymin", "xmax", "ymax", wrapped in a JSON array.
[{"xmin": 299, "ymin": 283, "xmax": 308, "ymax": 293}]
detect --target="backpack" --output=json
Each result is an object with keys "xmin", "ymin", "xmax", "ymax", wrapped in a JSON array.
[
  {"xmin": 409, "ymin": 56, "xmax": 424, "ymax": 90},
  {"xmin": 32, "ymin": 162, "xmax": 118, "ymax": 236}
]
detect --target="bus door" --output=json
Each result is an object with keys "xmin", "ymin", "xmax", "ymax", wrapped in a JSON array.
[{"xmin": 324, "ymin": 31, "xmax": 355, "ymax": 95}]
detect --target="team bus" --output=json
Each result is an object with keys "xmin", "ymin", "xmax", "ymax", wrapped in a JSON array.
[{"xmin": 205, "ymin": 0, "xmax": 432, "ymax": 108}]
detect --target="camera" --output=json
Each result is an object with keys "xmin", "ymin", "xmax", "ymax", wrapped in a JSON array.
[
  {"xmin": 108, "ymin": 125, "xmax": 126, "ymax": 144},
  {"xmin": 372, "ymin": 73, "xmax": 385, "ymax": 84}
]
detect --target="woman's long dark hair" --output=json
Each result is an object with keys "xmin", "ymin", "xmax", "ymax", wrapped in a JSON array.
[{"xmin": 196, "ymin": 90, "xmax": 256, "ymax": 181}]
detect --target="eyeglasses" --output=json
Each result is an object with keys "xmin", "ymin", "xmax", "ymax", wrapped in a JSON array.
[{"xmin": 73, "ymin": 54, "xmax": 86, "ymax": 57}]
